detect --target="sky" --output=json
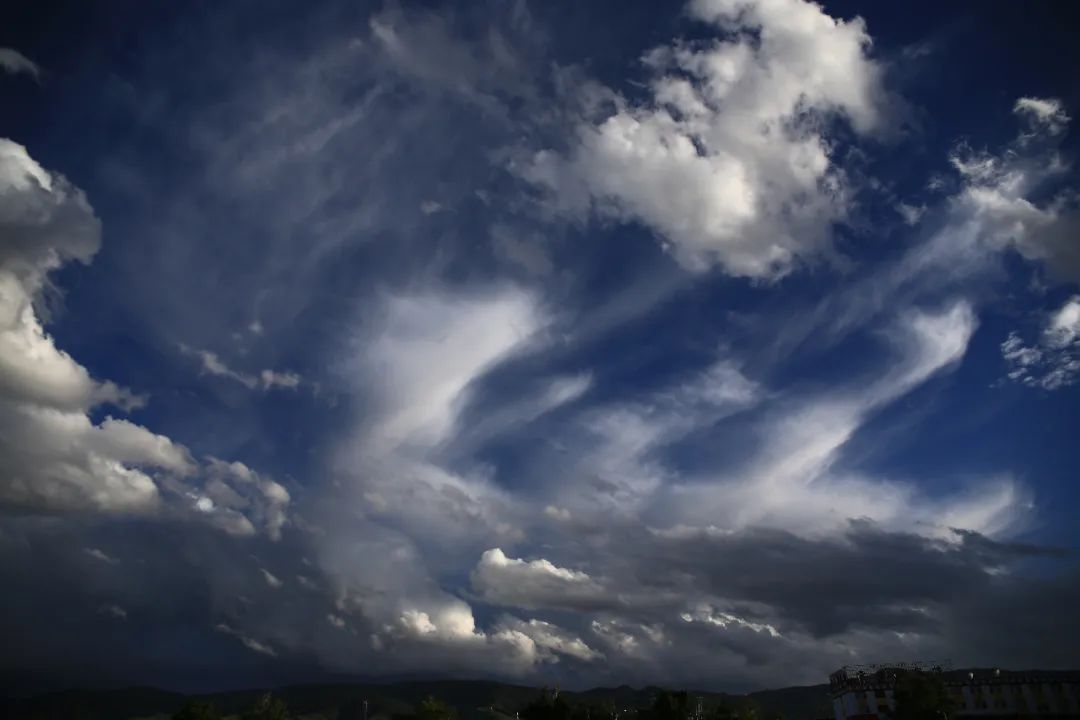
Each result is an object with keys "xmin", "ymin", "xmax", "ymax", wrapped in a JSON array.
[{"xmin": 1, "ymin": 0, "xmax": 1080, "ymax": 696}]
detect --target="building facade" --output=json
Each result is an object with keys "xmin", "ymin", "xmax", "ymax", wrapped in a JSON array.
[{"xmin": 830, "ymin": 663, "xmax": 1080, "ymax": 720}]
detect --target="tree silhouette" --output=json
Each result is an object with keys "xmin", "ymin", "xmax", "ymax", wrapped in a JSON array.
[
  {"xmin": 417, "ymin": 696, "xmax": 458, "ymax": 720},
  {"xmin": 172, "ymin": 699, "xmax": 222, "ymax": 720},
  {"xmin": 521, "ymin": 689, "xmax": 573, "ymax": 720},
  {"xmin": 646, "ymin": 690, "xmax": 690, "ymax": 720},
  {"xmin": 241, "ymin": 692, "xmax": 290, "ymax": 720},
  {"xmin": 893, "ymin": 671, "xmax": 955, "ymax": 720}
]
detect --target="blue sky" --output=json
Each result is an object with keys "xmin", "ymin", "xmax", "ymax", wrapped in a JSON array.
[{"xmin": 1, "ymin": 0, "xmax": 1079, "ymax": 695}]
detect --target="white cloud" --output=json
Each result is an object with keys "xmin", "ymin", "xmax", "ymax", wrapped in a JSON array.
[
  {"xmin": 357, "ymin": 287, "xmax": 544, "ymax": 450},
  {"xmin": 327, "ymin": 613, "xmax": 347, "ymax": 629},
  {"xmin": 448, "ymin": 372, "xmax": 592, "ymax": 457},
  {"xmin": 663, "ymin": 302, "xmax": 1025, "ymax": 538},
  {"xmin": 518, "ymin": 0, "xmax": 888, "ymax": 278},
  {"xmin": 261, "ymin": 568, "xmax": 284, "ymax": 588},
  {"xmin": 84, "ymin": 547, "xmax": 119, "ymax": 565},
  {"xmin": 0, "ymin": 139, "xmax": 200, "ymax": 513},
  {"xmin": 494, "ymin": 617, "xmax": 603, "ymax": 663},
  {"xmin": 1002, "ymin": 296, "xmax": 1080, "ymax": 390},
  {"xmin": 472, "ymin": 548, "xmax": 609, "ymax": 611},
  {"xmin": 102, "ymin": 604, "xmax": 128, "ymax": 620},
  {"xmin": 0, "ymin": 142, "xmax": 279, "ymax": 531},
  {"xmin": 260, "ymin": 369, "xmax": 301, "ymax": 389},
  {"xmin": 541, "ymin": 359, "xmax": 761, "ymax": 514},
  {"xmin": 949, "ymin": 97, "xmax": 1079, "ymax": 283},
  {"xmin": 1014, "ymin": 97, "xmax": 1070, "ymax": 136},
  {"xmin": 543, "ymin": 505, "xmax": 571, "ymax": 522},
  {"xmin": 896, "ymin": 202, "xmax": 926, "ymax": 226},
  {"xmin": 199, "ymin": 458, "xmax": 291, "ymax": 539},
  {"xmin": 215, "ymin": 623, "xmax": 277, "ymax": 656},
  {"xmin": 180, "ymin": 345, "xmax": 302, "ymax": 392},
  {"xmin": 0, "ymin": 48, "xmax": 39, "ymax": 80},
  {"xmin": 1046, "ymin": 296, "xmax": 1080, "ymax": 348},
  {"xmin": 681, "ymin": 605, "xmax": 781, "ymax": 638}
]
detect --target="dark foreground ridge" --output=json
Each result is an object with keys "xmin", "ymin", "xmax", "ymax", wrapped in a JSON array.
[{"xmin": 0, "ymin": 678, "xmax": 834, "ymax": 720}]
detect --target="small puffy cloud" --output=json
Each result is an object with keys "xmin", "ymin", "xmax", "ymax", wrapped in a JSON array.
[
  {"xmin": 471, "ymin": 548, "xmax": 610, "ymax": 611},
  {"xmin": 391, "ymin": 599, "xmax": 484, "ymax": 643},
  {"xmin": 518, "ymin": 0, "xmax": 889, "ymax": 278},
  {"xmin": 681, "ymin": 605, "xmax": 781, "ymax": 638},
  {"xmin": 260, "ymin": 369, "xmax": 301, "ymax": 389},
  {"xmin": 0, "ymin": 48, "xmax": 39, "ymax": 80},
  {"xmin": 896, "ymin": 202, "xmax": 926, "ymax": 226},
  {"xmin": 543, "ymin": 505, "xmax": 571, "ymax": 522},
  {"xmin": 199, "ymin": 458, "xmax": 291, "ymax": 539},
  {"xmin": 261, "ymin": 568, "xmax": 283, "ymax": 588},
  {"xmin": 1014, "ymin": 97, "xmax": 1070, "ymax": 136},
  {"xmin": 1046, "ymin": 296, "xmax": 1080, "ymax": 349},
  {"xmin": 1002, "ymin": 296, "xmax": 1080, "ymax": 390},
  {"xmin": 102, "ymin": 605, "xmax": 128, "ymax": 620},
  {"xmin": 84, "ymin": 548, "xmax": 119, "ymax": 565},
  {"xmin": 215, "ymin": 623, "xmax": 277, "ymax": 657},
  {"xmin": 180, "ymin": 345, "xmax": 303, "ymax": 392},
  {"xmin": 327, "ymin": 613, "xmax": 347, "ymax": 629},
  {"xmin": 494, "ymin": 617, "xmax": 603, "ymax": 663},
  {"xmin": 949, "ymin": 96, "xmax": 1079, "ymax": 283}
]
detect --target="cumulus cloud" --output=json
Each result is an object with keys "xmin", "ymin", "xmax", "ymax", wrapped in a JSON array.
[
  {"xmin": 0, "ymin": 139, "xmax": 286, "ymax": 538},
  {"xmin": 0, "ymin": 139, "xmax": 196, "ymax": 513},
  {"xmin": 1002, "ymin": 296, "xmax": 1080, "ymax": 390},
  {"xmin": 949, "ymin": 96, "xmax": 1079, "ymax": 283},
  {"xmin": 0, "ymin": 48, "xmax": 39, "ymax": 80},
  {"xmin": 494, "ymin": 617, "xmax": 603, "ymax": 663},
  {"xmin": 472, "ymin": 548, "xmax": 610, "ymax": 612},
  {"xmin": 518, "ymin": 0, "xmax": 889, "ymax": 277},
  {"xmin": 192, "ymin": 458, "xmax": 291, "ymax": 539}
]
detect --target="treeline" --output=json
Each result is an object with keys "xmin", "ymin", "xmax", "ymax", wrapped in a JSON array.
[
  {"xmin": 515, "ymin": 689, "xmax": 770, "ymax": 720},
  {"xmin": 169, "ymin": 688, "xmax": 772, "ymax": 720},
  {"xmin": 172, "ymin": 692, "xmax": 288, "ymax": 720}
]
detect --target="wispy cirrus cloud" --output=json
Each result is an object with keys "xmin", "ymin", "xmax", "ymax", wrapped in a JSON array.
[{"xmin": 0, "ymin": 48, "xmax": 39, "ymax": 80}]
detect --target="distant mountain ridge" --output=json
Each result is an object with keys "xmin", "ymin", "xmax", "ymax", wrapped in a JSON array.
[{"xmin": 0, "ymin": 678, "xmax": 834, "ymax": 720}]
